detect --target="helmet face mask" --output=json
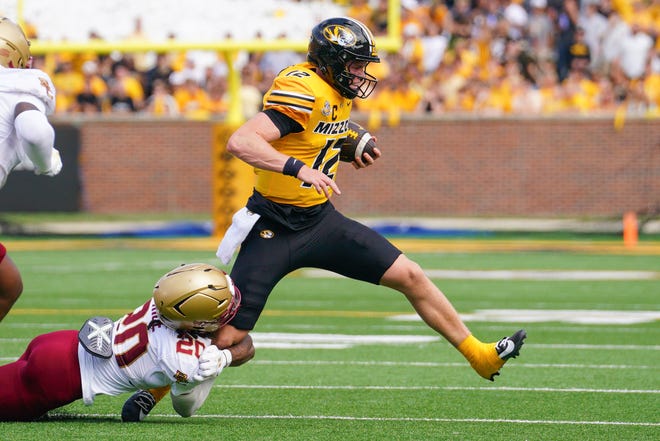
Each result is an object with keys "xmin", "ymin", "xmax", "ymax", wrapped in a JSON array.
[
  {"xmin": 308, "ymin": 17, "xmax": 380, "ymax": 99},
  {"xmin": 153, "ymin": 263, "xmax": 241, "ymax": 334},
  {"xmin": 0, "ymin": 17, "xmax": 32, "ymax": 68}
]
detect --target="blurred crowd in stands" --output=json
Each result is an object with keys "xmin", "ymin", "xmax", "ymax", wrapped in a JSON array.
[{"xmin": 20, "ymin": 0, "xmax": 660, "ymax": 119}]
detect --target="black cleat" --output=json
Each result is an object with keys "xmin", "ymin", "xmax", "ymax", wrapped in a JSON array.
[
  {"xmin": 488, "ymin": 329, "xmax": 527, "ymax": 381},
  {"xmin": 495, "ymin": 329, "xmax": 527, "ymax": 361},
  {"xmin": 121, "ymin": 390, "xmax": 156, "ymax": 422}
]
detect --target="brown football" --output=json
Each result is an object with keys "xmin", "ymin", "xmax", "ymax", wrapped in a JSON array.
[{"xmin": 339, "ymin": 121, "xmax": 377, "ymax": 162}]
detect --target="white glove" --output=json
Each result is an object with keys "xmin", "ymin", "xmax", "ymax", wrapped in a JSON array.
[
  {"xmin": 36, "ymin": 148, "xmax": 62, "ymax": 176},
  {"xmin": 193, "ymin": 345, "xmax": 232, "ymax": 382}
]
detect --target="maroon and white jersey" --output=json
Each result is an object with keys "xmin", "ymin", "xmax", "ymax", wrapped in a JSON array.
[
  {"xmin": 78, "ymin": 299, "xmax": 212, "ymax": 405},
  {"xmin": 0, "ymin": 66, "xmax": 55, "ymax": 114}
]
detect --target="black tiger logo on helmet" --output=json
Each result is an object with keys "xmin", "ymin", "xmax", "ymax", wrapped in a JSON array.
[{"xmin": 308, "ymin": 17, "xmax": 380, "ymax": 99}]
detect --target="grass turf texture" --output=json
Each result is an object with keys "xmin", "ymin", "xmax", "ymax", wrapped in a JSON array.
[{"xmin": 0, "ymin": 239, "xmax": 658, "ymax": 440}]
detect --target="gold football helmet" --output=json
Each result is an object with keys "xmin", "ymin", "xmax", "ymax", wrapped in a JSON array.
[
  {"xmin": 0, "ymin": 17, "xmax": 31, "ymax": 68},
  {"xmin": 153, "ymin": 263, "xmax": 241, "ymax": 333}
]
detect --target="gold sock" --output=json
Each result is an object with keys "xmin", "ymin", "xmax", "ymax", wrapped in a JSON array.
[
  {"xmin": 147, "ymin": 386, "xmax": 171, "ymax": 402},
  {"xmin": 457, "ymin": 334, "xmax": 505, "ymax": 380}
]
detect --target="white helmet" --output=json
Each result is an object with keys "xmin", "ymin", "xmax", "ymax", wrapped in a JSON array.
[
  {"xmin": 0, "ymin": 17, "xmax": 31, "ymax": 68},
  {"xmin": 153, "ymin": 263, "xmax": 241, "ymax": 333}
]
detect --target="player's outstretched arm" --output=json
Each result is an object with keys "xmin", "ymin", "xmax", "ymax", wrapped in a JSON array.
[{"xmin": 223, "ymin": 333, "xmax": 255, "ymax": 366}]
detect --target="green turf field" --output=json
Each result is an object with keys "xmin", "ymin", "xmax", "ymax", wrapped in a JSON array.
[{"xmin": 0, "ymin": 238, "xmax": 658, "ymax": 440}]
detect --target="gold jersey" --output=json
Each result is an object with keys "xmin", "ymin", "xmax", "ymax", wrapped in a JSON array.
[{"xmin": 256, "ymin": 61, "xmax": 353, "ymax": 207}]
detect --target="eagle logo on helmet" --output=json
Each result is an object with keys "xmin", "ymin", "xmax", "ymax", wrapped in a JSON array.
[
  {"xmin": 0, "ymin": 17, "xmax": 31, "ymax": 69},
  {"xmin": 323, "ymin": 25, "xmax": 356, "ymax": 48},
  {"xmin": 153, "ymin": 263, "xmax": 241, "ymax": 334}
]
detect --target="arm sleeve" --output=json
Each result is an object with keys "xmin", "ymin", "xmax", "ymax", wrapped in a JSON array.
[
  {"xmin": 14, "ymin": 109, "xmax": 55, "ymax": 173},
  {"xmin": 170, "ymin": 377, "xmax": 216, "ymax": 417},
  {"xmin": 263, "ymin": 108, "xmax": 303, "ymax": 136}
]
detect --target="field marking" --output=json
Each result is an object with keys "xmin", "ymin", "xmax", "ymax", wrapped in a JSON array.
[
  {"xmin": 303, "ymin": 268, "xmax": 660, "ymax": 280},
  {"xmin": 532, "ymin": 343, "xmax": 660, "ymax": 350},
  {"xmin": 394, "ymin": 309, "xmax": 660, "ymax": 325},
  {"xmin": 251, "ymin": 360, "xmax": 656, "ymax": 370},
  {"xmin": 214, "ymin": 384, "xmax": 659, "ymax": 394},
  {"xmin": 46, "ymin": 412, "xmax": 660, "ymax": 427},
  {"xmin": 425, "ymin": 269, "xmax": 660, "ymax": 280},
  {"xmin": 249, "ymin": 333, "xmax": 660, "ymax": 350},
  {"xmin": 250, "ymin": 333, "xmax": 660, "ymax": 350},
  {"xmin": 10, "ymin": 257, "xmax": 660, "ymax": 281},
  {"xmin": 0, "ymin": 356, "xmax": 655, "ymax": 371},
  {"xmin": 9, "ymin": 308, "xmax": 658, "ymax": 326},
  {"xmin": 29, "ymin": 260, "xmax": 206, "ymax": 273},
  {"xmin": 2, "ymin": 332, "xmax": 659, "ymax": 351},
  {"xmin": 48, "ymin": 412, "xmax": 660, "ymax": 427},
  {"xmin": 6, "ymin": 237, "xmax": 660, "ymax": 255},
  {"xmin": 176, "ymin": 414, "xmax": 660, "ymax": 427}
]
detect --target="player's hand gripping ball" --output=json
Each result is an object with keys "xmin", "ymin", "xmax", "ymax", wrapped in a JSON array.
[{"xmin": 339, "ymin": 121, "xmax": 377, "ymax": 162}]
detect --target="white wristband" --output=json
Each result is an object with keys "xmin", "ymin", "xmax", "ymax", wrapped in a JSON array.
[{"xmin": 220, "ymin": 349, "xmax": 233, "ymax": 368}]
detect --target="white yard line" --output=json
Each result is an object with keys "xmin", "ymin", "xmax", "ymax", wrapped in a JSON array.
[
  {"xmin": 3, "ymin": 334, "xmax": 659, "ymax": 351},
  {"xmin": 214, "ymin": 384, "xmax": 660, "ymax": 394},
  {"xmin": 51, "ymin": 412, "xmax": 660, "ymax": 427},
  {"xmin": 304, "ymin": 268, "xmax": 660, "ymax": 280},
  {"xmin": 251, "ymin": 360, "xmax": 656, "ymax": 370},
  {"xmin": 23, "ymin": 262, "xmax": 660, "ymax": 281},
  {"xmin": 426, "ymin": 269, "xmax": 660, "ymax": 280},
  {"xmin": 0, "ymin": 356, "xmax": 656, "ymax": 370},
  {"xmin": 394, "ymin": 310, "xmax": 660, "ymax": 325}
]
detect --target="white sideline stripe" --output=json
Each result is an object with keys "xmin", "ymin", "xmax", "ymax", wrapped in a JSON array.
[
  {"xmin": 214, "ymin": 384, "xmax": 660, "ymax": 394},
  {"xmin": 303, "ymin": 269, "xmax": 660, "ymax": 280},
  {"xmin": 49, "ymin": 413, "xmax": 660, "ymax": 427}
]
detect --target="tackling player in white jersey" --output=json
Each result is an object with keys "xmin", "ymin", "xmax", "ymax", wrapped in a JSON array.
[
  {"xmin": 0, "ymin": 17, "xmax": 62, "ymax": 189},
  {"xmin": 0, "ymin": 263, "xmax": 254, "ymax": 421}
]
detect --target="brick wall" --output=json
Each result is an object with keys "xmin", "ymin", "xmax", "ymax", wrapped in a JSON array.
[
  {"xmin": 76, "ymin": 119, "xmax": 213, "ymax": 213},
  {"xmin": 59, "ymin": 116, "xmax": 660, "ymax": 217},
  {"xmin": 334, "ymin": 117, "xmax": 660, "ymax": 217}
]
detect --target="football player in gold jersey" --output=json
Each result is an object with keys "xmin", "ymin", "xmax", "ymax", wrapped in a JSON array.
[{"xmin": 122, "ymin": 17, "xmax": 526, "ymax": 421}]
